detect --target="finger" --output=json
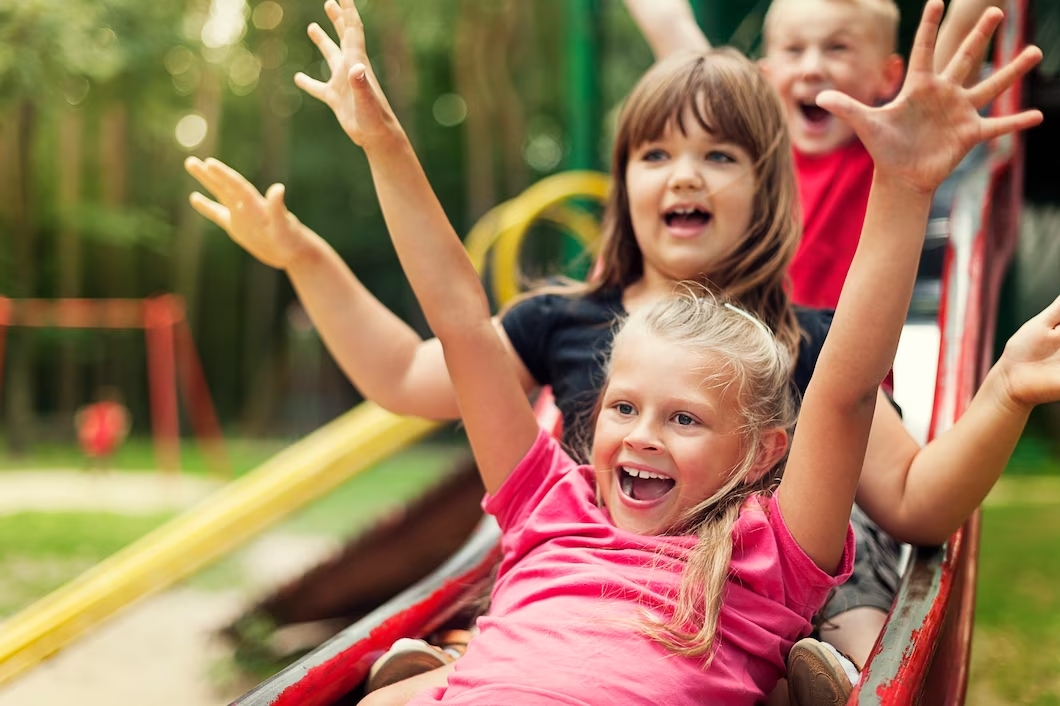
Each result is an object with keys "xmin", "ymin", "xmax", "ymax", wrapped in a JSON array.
[
  {"xmin": 265, "ymin": 183, "xmax": 288, "ymax": 222},
  {"xmin": 294, "ymin": 72, "xmax": 331, "ymax": 105},
  {"xmin": 338, "ymin": 1, "xmax": 367, "ymax": 58},
  {"xmin": 967, "ymin": 45, "xmax": 1043, "ymax": 109},
  {"xmin": 186, "ymin": 158, "xmax": 238, "ymax": 204},
  {"xmin": 1037, "ymin": 292, "xmax": 1060, "ymax": 329},
  {"xmin": 941, "ymin": 7, "xmax": 1004, "ymax": 86},
  {"xmin": 907, "ymin": 0, "xmax": 946, "ymax": 76},
  {"xmin": 813, "ymin": 90, "xmax": 869, "ymax": 128},
  {"xmin": 976, "ymin": 108, "xmax": 1044, "ymax": 142},
  {"xmin": 184, "ymin": 156, "xmax": 212, "ymax": 190},
  {"xmin": 188, "ymin": 192, "xmax": 230, "ymax": 229},
  {"xmin": 203, "ymin": 157, "xmax": 263, "ymax": 205},
  {"xmin": 324, "ymin": 0, "xmax": 346, "ymax": 37},
  {"xmin": 306, "ymin": 22, "xmax": 343, "ymax": 74}
]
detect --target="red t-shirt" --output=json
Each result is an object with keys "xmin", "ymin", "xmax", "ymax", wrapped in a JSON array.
[{"xmin": 788, "ymin": 141, "xmax": 874, "ymax": 310}]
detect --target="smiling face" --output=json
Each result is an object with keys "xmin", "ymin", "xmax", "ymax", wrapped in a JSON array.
[
  {"xmin": 592, "ymin": 331, "xmax": 749, "ymax": 536},
  {"xmin": 761, "ymin": 0, "xmax": 903, "ymax": 155},
  {"xmin": 624, "ymin": 106, "xmax": 757, "ymax": 289}
]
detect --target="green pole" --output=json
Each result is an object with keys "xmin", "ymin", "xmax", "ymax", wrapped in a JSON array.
[
  {"xmin": 562, "ymin": 0, "xmax": 601, "ymax": 276},
  {"xmin": 564, "ymin": 0, "xmax": 601, "ymax": 172}
]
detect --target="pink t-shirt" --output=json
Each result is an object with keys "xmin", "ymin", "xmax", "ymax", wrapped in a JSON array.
[
  {"xmin": 788, "ymin": 140, "xmax": 874, "ymax": 311},
  {"xmin": 409, "ymin": 431, "xmax": 854, "ymax": 706}
]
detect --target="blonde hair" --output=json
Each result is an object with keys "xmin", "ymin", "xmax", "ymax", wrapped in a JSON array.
[
  {"xmin": 764, "ymin": 0, "xmax": 900, "ymax": 54},
  {"xmin": 601, "ymin": 287, "xmax": 797, "ymax": 659},
  {"xmin": 590, "ymin": 48, "xmax": 803, "ymax": 360}
]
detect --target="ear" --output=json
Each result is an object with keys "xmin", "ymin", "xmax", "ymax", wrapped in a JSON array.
[
  {"xmin": 880, "ymin": 53, "xmax": 905, "ymax": 101},
  {"xmin": 745, "ymin": 427, "xmax": 789, "ymax": 484},
  {"xmin": 757, "ymin": 56, "xmax": 771, "ymax": 78}
]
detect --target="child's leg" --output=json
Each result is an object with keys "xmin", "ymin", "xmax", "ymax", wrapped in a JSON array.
[
  {"xmin": 818, "ymin": 505, "xmax": 901, "ymax": 667},
  {"xmin": 787, "ymin": 506, "xmax": 900, "ymax": 705},
  {"xmin": 359, "ymin": 663, "xmax": 455, "ymax": 706}
]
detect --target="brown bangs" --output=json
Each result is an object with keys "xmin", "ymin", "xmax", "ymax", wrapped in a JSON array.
[{"xmin": 619, "ymin": 48, "xmax": 779, "ymax": 167}]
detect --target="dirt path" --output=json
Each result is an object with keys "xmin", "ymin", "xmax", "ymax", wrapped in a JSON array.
[{"xmin": 0, "ymin": 471, "xmax": 339, "ymax": 706}]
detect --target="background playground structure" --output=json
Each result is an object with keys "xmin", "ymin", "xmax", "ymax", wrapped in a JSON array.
[{"xmin": 0, "ymin": 296, "xmax": 228, "ymax": 474}]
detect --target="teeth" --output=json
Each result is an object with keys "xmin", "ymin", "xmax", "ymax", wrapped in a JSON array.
[
  {"xmin": 672, "ymin": 206, "xmax": 696, "ymax": 215},
  {"xmin": 621, "ymin": 467, "xmax": 668, "ymax": 480}
]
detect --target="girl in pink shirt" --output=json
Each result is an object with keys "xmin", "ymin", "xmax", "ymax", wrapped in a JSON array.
[{"xmin": 274, "ymin": 3, "xmax": 1036, "ymax": 704}]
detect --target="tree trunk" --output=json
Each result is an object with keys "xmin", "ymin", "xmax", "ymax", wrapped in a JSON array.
[
  {"xmin": 487, "ymin": 0, "xmax": 528, "ymax": 196},
  {"xmin": 2, "ymin": 101, "xmax": 39, "ymax": 453},
  {"xmin": 454, "ymin": 0, "xmax": 497, "ymax": 222},
  {"xmin": 57, "ymin": 106, "xmax": 85, "ymax": 419},
  {"xmin": 240, "ymin": 46, "xmax": 289, "ymax": 433},
  {"xmin": 174, "ymin": 65, "xmax": 223, "ymax": 334},
  {"xmin": 96, "ymin": 102, "xmax": 143, "ymax": 407},
  {"xmin": 377, "ymin": 1, "xmax": 420, "ymax": 145}
]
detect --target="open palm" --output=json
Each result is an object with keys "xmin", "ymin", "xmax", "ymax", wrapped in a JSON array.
[
  {"xmin": 816, "ymin": 1, "xmax": 1042, "ymax": 194},
  {"xmin": 295, "ymin": 0, "xmax": 397, "ymax": 147},
  {"xmin": 998, "ymin": 294, "xmax": 1060, "ymax": 409},
  {"xmin": 185, "ymin": 157, "xmax": 307, "ymax": 270}
]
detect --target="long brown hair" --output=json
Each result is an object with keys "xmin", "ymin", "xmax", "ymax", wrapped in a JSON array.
[{"xmin": 591, "ymin": 48, "xmax": 803, "ymax": 358}]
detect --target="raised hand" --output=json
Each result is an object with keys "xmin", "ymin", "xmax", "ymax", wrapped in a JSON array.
[
  {"xmin": 816, "ymin": 0, "xmax": 1042, "ymax": 195},
  {"xmin": 996, "ymin": 294, "xmax": 1060, "ymax": 410},
  {"xmin": 185, "ymin": 157, "xmax": 312, "ymax": 270},
  {"xmin": 295, "ymin": 0, "xmax": 398, "ymax": 148}
]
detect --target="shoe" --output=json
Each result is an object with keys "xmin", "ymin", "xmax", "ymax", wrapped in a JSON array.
[
  {"xmin": 787, "ymin": 638, "xmax": 858, "ymax": 706},
  {"xmin": 366, "ymin": 638, "xmax": 453, "ymax": 693},
  {"xmin": 364, "ymin": 631, "xmax": 473, "ymax": 693}
]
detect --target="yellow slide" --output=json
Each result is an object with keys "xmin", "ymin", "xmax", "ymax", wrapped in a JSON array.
[{"xmin": 0, "ymin": 171, "xmax": 609, "ymax": 687}]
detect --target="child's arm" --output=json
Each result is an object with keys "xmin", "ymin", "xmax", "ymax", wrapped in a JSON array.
[
  {"xmin": 296, "ymin": 0, "xmax": 539, "ymax": 493},
  {"xmin": 936, "ymin": 0, "xmax": 1005, "ymax": 78},
  {"xmin": 623, "ymin": 0, "xmax": 710, "ymax": 60},
  {"xmin": 855, "ymin": 296, "xmax": 1060, "ymax": 544},
  {"xmin": 185, "ymin": 158, "xmax": 536, "ymax": 421},
  {"xmin": 778, "ymin": 2, "xmax": 1042, "ymax": 573}
]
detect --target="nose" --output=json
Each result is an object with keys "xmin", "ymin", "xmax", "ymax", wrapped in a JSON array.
[
  {"xmin": 799, "ymin": 47, "xmax": 825, "ymax": 81},
  {"xmin": 624, "ymin": 417, "xmax": 663, "ymax": 453},
  {"xmin": 668, "ymin": 154, "xmax": 705, "ymax": 192}
]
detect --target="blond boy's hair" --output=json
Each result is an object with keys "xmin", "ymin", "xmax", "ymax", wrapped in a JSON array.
[{"xmin": 764, "ymin": 0, "xmax": 901, "ymax": 54}]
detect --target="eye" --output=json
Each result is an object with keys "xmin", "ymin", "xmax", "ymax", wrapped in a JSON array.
[
  {"xmin": 614, "ymin": 402, "xmax": 636, "ymax": 416},
  {"xmin": 783, "ymin": 44, "xmax": 803, "ymax": 58},
  {"xmin": 673, "ymin": 412, "xmax": 697, "ymax": 426},
  {"xmin": 826, "ymin": 42, "xmax": 850, "ymax": 53},
  {"xmin": 706, "ymin": 150, "xmax": 736, "ymax": 164},
  {"xmin": 641, "ymin": 147, "xmax": 669, "ymax": 162}
]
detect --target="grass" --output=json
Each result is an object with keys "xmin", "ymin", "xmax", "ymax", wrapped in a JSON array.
[
  {"xmin": 0, "ymin": 511, "xmax": 175, "ymax": 617},
  {"xmin": 0, "ymin": 436, "xmax": 292, "ymax": 477},
  {"xmin": 969, "ymin": 478, "xmax": 1060, "ymax": 706}
]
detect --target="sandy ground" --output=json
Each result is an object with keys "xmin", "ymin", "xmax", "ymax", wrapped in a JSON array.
[{"xmin": 0, "ymin": 471, "xmax": 340, "ymax": 706}]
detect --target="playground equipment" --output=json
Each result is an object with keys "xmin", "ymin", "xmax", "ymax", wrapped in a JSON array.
[{"xmin": 0, "ymin": 294, "xmax": 227, "ymax": 473}]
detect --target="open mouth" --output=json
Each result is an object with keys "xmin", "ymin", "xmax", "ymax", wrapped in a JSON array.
[
  {"xmin": 798, "ymin": 101, "xmax": 832, "ymax": 126},
  {"xmin": 618, "ymin": 466, "xmax": 676, "ymax": 502},
  {"xmin": 664, "ymin": 206, "xmax": 712, "ymax": 231}
]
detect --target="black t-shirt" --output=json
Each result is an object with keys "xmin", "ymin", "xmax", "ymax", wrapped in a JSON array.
[{"xmin": 501, "ymin": 288, "xmax": 833, "ymax": 450}]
